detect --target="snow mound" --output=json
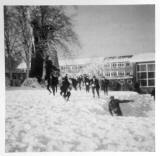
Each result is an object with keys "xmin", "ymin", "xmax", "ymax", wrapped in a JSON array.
[
  {"xmin": 21, "ymin": 78, "xmax": 42, "ymax": 88},
  {"xmin": 103, "ymin": 93, "xmax": 154, "ymax": 117},
  {"xmin": 5, "ymin": 90, "xmax": 155, "ymax": 152}
]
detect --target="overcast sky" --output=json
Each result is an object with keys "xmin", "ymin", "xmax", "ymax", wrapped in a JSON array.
[{"xmin": 70, "ymin": 5, "xmax": 155, "ymax": 58}]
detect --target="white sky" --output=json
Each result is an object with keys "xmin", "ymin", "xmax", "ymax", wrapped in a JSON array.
[{"xmin": 70, "ymin": 5, "xmax": 155, "ymax": 58}]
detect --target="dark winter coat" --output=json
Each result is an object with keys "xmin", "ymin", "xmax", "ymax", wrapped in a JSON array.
[
  {"xmin": 109, "ymin": 99, "xmax": 122, "ymax": 116},
  {"xmin": 90, "ymin": 78, "xmax": 100, "ymax": 89},
  {"xmin": 85, "ymin": 78, "xmax": 90, "ymax": 86},
  {"xmin": 45, "ymin": 59, "xmax": 53, "ymax": 80}
]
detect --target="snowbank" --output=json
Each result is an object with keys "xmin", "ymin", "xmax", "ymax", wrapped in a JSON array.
[
  {"xmin": 21, "ymin": 78, "xmax": 42, "ymax": 88},
  {"xmin": 5, "ymin": 89, "xmax": 155, "ymax": 152}
]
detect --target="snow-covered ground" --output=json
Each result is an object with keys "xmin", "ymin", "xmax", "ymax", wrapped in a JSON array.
[{"xmin": 5, "ymin": 88, "xmax": 155, "ymax": 152}]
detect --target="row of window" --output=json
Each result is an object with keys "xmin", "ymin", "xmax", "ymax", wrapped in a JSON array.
[
  {"xmin": 137, "ymin": 72, "xmax": 155, "ymax": 79},
  {"xmin": 104, "ymin": 62, "xmax": 131, "ymax": 69},
  {"xmin": 136, "ymin": 63, "xmax": 155, "ymax": 87},
  {"xmin": 60, "ymin": 62, "xmax": 155, "ymax": 87},
  {"xmin": 139, "ymin": 79, "xmax": 155, "ymax": 87},
  {"xmin": 137, "ymin": 63, "xmax": 155, "ymax": 72},
  {"xmin": 61, "ymin": 65, "xmax": 83, "ymax": 71},
  {"xmin": 61, "ymin": 62, "xmax": 131, "ymax": 71},
  {"xmin": 104, "ymin": 71, "xmax": 132, "ymax": 77}
]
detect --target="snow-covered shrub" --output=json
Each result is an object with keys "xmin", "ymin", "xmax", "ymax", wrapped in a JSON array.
[{"xmin": 21, "ymin": 78, "xmax": 42, "ymax": 88}]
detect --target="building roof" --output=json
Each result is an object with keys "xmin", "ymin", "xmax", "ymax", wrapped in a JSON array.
[
  {"xmin": 104, "ymin": 55, "xmax": 133, "ymax": 63},
  {"xmin": 17, "ymin": 62, "xmax": 27, "ymax": 69},
  {"xmin": 16, "ymin": 53, "xmax": 155, "ymax": 70},
  {"xmin": 59, "ymin": 57, "xmax": 104, "ymax": 66},
  {"xmin": 130, "ymin": 53, "xmax": 155, "ymax": 63}
]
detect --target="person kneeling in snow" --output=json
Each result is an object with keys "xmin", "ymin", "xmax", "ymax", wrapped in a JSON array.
[{"xmin": 108, "ymin": 96, "xmax": 133, "ymax": 116}]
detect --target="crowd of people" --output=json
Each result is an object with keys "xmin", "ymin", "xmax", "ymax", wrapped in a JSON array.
[
  {"xmin": 46, "ymin": 73, "xmax": 109, "ymax": 99},
  {"xmin": 59, "ymin": 74, "xmax": 110, "ymax": 99},
  {"xmin": 44, "ymin": 56, "xmax": 155, "ymax": 117}
]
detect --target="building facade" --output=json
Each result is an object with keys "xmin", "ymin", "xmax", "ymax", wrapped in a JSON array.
[
  {"xmin": 59, "ymin": 53, "xmax": 155, "ymax": 91},
  {"xmin": 59, "ymin": 57, "xmax": 104, "ymax": 76},
  {"xmin": 103, "ymin": 55, "xmax": 133, "ymax": 80},
  {"xmin": 6, "ymin": 53, "xmax": 155, "ymax": 91},
  {"xmin": 130, "ymin": 53, "xmax": 155, "ymax": 92}
]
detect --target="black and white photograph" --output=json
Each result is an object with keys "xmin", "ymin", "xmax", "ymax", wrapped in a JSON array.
[{"xmin": 2, "ymin": 1, "xmax": 157, "ymax": 153}]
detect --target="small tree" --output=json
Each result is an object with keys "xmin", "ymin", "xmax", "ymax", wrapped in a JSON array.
[
  {"xmin": 4, "ymin": 6, "xmax": 22, "ymax": 83},
  {"xmin": 14, "ymin": 6, "xmax": 35, "ymax": 79}
]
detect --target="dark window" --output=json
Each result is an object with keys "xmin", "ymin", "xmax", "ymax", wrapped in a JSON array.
[
  {"xmin": 140, "ymin": 80, "xmax": 147, "ymax": 86},
  {"xmin": 140, "ymin": 72, "xmax": 147, "ymax": 79},
  {"xmin": 137, "ymin": 73, "xmax": 141, "ymax": 79},
  {"xmin": 111, "ymin": 72, "xmax": 117, "ymax": 76},
  {"xmin": 148, "ymin": 72, "xmax": 155, "ymax": 78},
  {"xmin": 126, "ymin": 63, "xmax": 130, "ymax": 66},
  {"xmin": 126, "ymin": 72, "xmax": 130, "ymax": 76},
  {"xmin": 148, "ymin": 64, "xmax": 155, "ymax": 71},
  {"xmin": 118, "ymin": 72, "xmax": 124, "ymax": 76},
  {"xmin": 105, "ymin": 72, "xmax": 110, "ymax": 76},
  {"xmin": 148, "ymin": 79, "xmax": 155, "ymax": 86},
  {"xmin": 140, "ymin": 65, "xmax": 146, "ymax": 71},
  {"xmin": 112, "ymin": 63, "xmax": 117, "ymax": 68},
  {"xmin": 138, "ymin": 72, "xmax": 147, "ymax": 79}
]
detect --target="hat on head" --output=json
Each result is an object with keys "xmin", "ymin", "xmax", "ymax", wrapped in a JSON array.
[{"xmin": 110, "ymin": 96, "xmax": 114, "ymax": 100}]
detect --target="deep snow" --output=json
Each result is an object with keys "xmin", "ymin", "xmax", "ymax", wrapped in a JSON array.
[{"xmin": 5, "ymin": 88, "xmax": 155, "ymax": 152}]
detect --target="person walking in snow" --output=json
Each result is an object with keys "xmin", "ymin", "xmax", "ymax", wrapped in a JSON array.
[
  {"xmin": 60, "ymin": 74, "xmax": 71, "ymax": 100},
  {"xmin": 90, "ymin": 76, "xmax": 100, "ymax": 98},
  {"xmin": 71, "ymin": 77, "xmax": 78, "ymax": 90},
  {"xmin": 50, "ymin": 72, "xmax": 59, "ymax": 96},
  {"xmin": 104, "ymin": 78, "xmax": 109, "ymax": 95},
  {"xmin": 45, "ymin": 56, "xmax": 53, "ymax": 94},
  {"xmin": 77, "ymin": 75, "xmax": 83, "ymax": 90},
  {"xmin": 85, "ymin": 76, "xmax": 90, "ymax": 93}
]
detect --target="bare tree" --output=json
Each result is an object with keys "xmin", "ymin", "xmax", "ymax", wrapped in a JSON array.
[
  {"xmin": 15, "ymin": 6, "xmax": 35, "ymax": 78},
  {"xmin": 4, "ymin": 6, "xmax": 22, "ymax": 84}
]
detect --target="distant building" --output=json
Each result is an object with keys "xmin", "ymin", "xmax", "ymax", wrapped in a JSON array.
[
  {"xmin": 103, "ymin": 55, "xmax": 133, "ymax": 80},
  {"xmin": 5, "ymin": 65, "xmax": 27, "ymax": 86},
  {"xmin": 59, "ymin": 57, "xmax": 104, "ymax": 76},
  {"xmin": 6, "ymin": 53, "xmax": 155, "ymax": 91},
  {"xmin": 59, "ymin": 53, "xmax": 155, "ymax": 91},
  {"xmin": 131, "ymin": 53, "xmax": 155, "ymax": 92}
]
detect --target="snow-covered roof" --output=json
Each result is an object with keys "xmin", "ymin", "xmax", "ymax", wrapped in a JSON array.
[
  {"xmin": 130, "ymin": 53, "xmax": 155, "ymax": 63},
  {"xmin": 17, "ymin": 62, "xmax": 27, "ymax": 69},
  {"xmin": 16, "ymin": 53, "xmax": 155, "ymax": 70},
  {"xmin": 104, "ymin": 55, "xmax": 133, "ymax": 63},
  {"xmin": 59, "ymin": 57, "xmax": 104, "ymax": 66}
]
